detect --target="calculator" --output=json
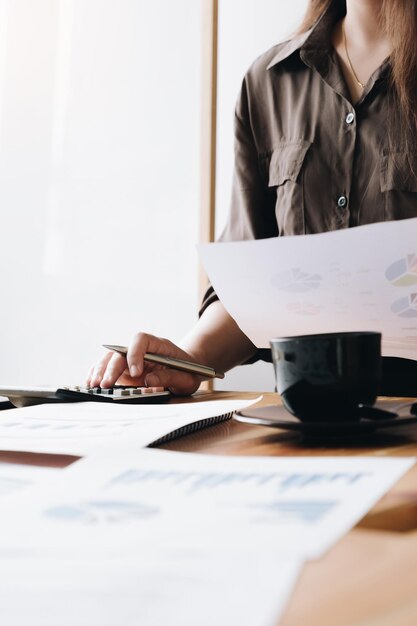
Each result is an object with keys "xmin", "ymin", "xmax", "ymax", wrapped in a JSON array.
[{"xmin": 0, "ymin": 385, "xmax": 171, "ymax": 408}]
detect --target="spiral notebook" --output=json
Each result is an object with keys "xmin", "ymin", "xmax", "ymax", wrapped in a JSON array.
[{"xmin": 149, "ymin": 412, "xmax": 234, "ymax": 446}]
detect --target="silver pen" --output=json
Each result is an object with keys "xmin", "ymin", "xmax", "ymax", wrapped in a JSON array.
[{"xmin": 102, "ymin": 344, "xmax": 225, "ymax": 380}]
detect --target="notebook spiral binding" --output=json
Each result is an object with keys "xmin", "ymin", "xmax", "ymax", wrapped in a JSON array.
[{"xmin": 149, "ymin": 412, "xmax": 234, "ymax": 447}]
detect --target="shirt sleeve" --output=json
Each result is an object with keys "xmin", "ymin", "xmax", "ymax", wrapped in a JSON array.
[{"xmin": 199, "ymin": 76, "xmax": 277, "ymax": 317}]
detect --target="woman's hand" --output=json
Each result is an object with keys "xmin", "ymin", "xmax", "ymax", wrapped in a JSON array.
[
  {"xmin": 86, "ymin": 333, "xmax": 203, "ymax": 396},
  {"xmin": 87, "ymin": 302, "xmax": 257, "ymax": 396}
]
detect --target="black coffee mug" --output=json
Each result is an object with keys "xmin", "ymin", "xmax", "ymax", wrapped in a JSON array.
[{"xmin": 270, "ymin": 332, "xmax": 382, "ymax": 422}]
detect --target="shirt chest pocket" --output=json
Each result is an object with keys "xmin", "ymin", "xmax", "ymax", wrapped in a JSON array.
[
  {"xmin": 263, "ymin": 140, "xmax": 311, "ymax": 236},
  {"xmin": 381, "ymin": 151, "xmax": 417, "ymax": 220}
]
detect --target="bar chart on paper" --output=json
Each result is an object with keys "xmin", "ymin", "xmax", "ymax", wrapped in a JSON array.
[
  {"xmin": 42, "ymin": 468, "xmax": 350, "ymax": 527},
  {"xmin": 20, "ymin": 451, "xmax": 414, "ymax": 559}
]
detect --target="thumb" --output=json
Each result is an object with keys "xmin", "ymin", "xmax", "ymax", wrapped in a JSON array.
[{"xmin": 145, "ymin": 370, "xmax": 201, "ymax": 397}]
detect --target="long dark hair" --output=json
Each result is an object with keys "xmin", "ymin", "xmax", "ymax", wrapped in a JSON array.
[{"xmin": 299, "ymin": 0, "xmax": 417, "ymax": 151}]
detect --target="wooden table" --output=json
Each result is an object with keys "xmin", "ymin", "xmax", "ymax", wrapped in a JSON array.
[{"xmin": 2, "ymin": 391, "xmax": 417, "ymax": 626}]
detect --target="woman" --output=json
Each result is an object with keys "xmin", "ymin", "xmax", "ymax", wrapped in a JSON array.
[{"xmin": 88, "ymin": 0, "xmax": 417, "ymax": 395}]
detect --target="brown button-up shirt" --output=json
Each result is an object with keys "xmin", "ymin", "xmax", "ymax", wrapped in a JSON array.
[{"xmin": 201, "ymin": 3, "xmax": 417, "ymax": 316}]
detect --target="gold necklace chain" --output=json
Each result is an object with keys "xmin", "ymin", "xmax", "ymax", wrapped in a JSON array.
[{"xmin": 342, "ymin": 20, "xmax": 365, "ymax": 89}]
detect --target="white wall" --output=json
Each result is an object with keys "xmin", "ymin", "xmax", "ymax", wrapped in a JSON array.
[
  {"xmin": 0, "ymin": 0, "xmax": 201, "ymax": 385},
  {"xmin": 215, "ymin": 0, "xmax": 309, "ymax": 391}
]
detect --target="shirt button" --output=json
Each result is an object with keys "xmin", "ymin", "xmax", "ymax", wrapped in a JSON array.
[
  {"xmin": 337, "ymin": 195, "xmax": 348, "ymax": 208},
  {"xmin": 345, "ymin": 112, "xmax": 355, "ymax": 124}
]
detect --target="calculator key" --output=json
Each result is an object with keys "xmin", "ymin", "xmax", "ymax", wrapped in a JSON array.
[{"xmin": 55, "ymin": 386, "xmax": 170, "ymax": 404}]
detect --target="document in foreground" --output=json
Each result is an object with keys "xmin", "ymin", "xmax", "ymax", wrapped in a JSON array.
[
  {"xmin": 199, "ymin": 217, "xmax": 417, "ymax": 358},
  {"xmin": 2, "ymin": 450, "xmax": 413, "ymax": 561},
  {"xmin": 1, "ymin": 452, "xmax": 412, "ymax": 626},
  {"xmin": 0, "ymin": 548, "xmax": 301, "ymax": 626}
]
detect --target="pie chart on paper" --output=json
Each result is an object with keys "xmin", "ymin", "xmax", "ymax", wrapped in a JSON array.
[
  {"xmin": 385, "ymin": 254, "xmax": 417, "ymax": 286},
  {"xmin": 271, "ymin": 268, "xmax": 322, "ymax": 293},
  {"xmin": 391, "ymin": 294, "xmax": 417, "ymax": 318}
]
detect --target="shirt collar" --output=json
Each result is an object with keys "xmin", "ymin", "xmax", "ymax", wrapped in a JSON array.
[
  {"xmin": 266, "ymin": 1, "xmax": 344, "ymax": 70},
  {"xmin": 266, "ymin": 30, "xmax": 313, "ymax": 69}
]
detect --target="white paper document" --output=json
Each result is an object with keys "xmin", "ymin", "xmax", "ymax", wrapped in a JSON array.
[
  {"xmin": 3, "ymin": 450, "xmax": 413, "ymax": 561},
  {"xmin": 1, "ymin": 452, "xmax": 412, "ymax": 626},
  {"xmin": 0, "ymin": 549, "xmax": 301, "ymax": 626},
  {"xmin": 199, "ymin": 217, "xmax": 417, "ymax": 358},
  {"xmin": 0, "ymin": 397, "xmax": 259, "ymax": 456}
]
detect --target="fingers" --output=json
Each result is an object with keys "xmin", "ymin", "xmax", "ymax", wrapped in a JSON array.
[
  {"xmin": 86, "ymin": 352, "xmax": 112, "ymax": 387},
  {"xmin": 101, "ymin": 352, "xmax": 132, "ymax": 388},
  {"xmin": 87, "ymin": 352, "xmax": 128, "ymax": 388},
  {"xmin": 86, "ymin": 334, "xmax": 164, "ymax": 388},
  {"xmin": 87, "ymin": 333, "xmax": 202, "ymax": 396},
  {"xmin": 127, "ymin": 333, "xmax": 202, "ymax": 395},
  {"xmin": 127, "ymin": 333, "xmax": 181, "ymax": 377}
]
